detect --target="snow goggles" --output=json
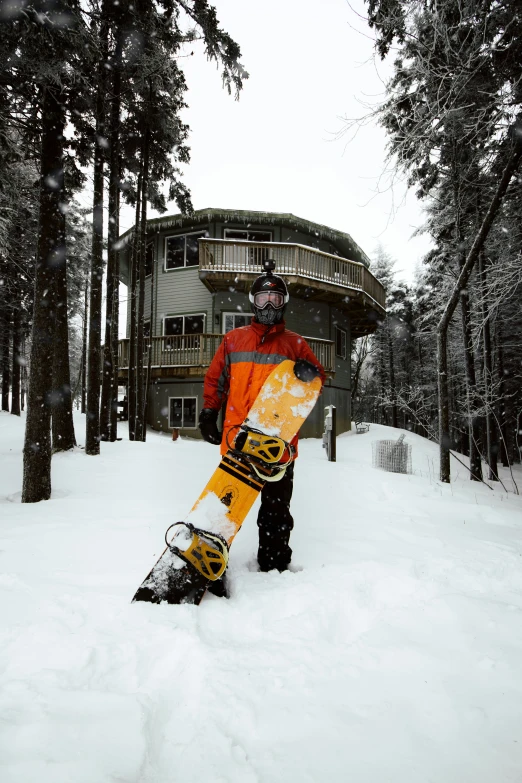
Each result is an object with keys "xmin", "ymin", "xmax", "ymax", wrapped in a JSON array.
[{"xmin": 253, "ymin": 291, "xmax": 286, "ymax": 309}]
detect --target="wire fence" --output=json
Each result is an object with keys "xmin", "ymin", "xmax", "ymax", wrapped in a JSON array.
[{"xmin": 372, "ymin": 434, "xmax": 412, "ymax": 475}]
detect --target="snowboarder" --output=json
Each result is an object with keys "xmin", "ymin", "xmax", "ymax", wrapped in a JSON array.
[{"xmin": 199, "ymin": 260, "xmax": 325, "ymax": 589}]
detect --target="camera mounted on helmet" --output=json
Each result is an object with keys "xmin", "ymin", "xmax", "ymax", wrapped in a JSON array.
[
  {"xmin": 262, "ymin": 258, "xmax": 276, "ymax": 274},
  {"xmin": 249, "ymin": 259, "xmax": 289, "ymax": 326}
]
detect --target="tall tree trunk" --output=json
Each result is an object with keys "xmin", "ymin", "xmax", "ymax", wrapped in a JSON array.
[
  {"xmin": 452, "ymin": 151, "xmax": 483, "ymax": 481},
  {"xmin": 86, "ymin": 19, "xmax": 108, "ymax": 455},
  {"xmin": 142, "ymin": 238, "xmax": 155, "ymax": 440},
  {"xmin": 109, "ymin": 48, "xmax": 122, "ymax": 442},
  {"xmin": 387, "ymin": 322, "xmax": 397, "ymax": 428},
  {"xmin": 11, "ymin": 306, "xmax": 21, "ymax": 416},
  {"xmin": 100, "ymin": 248, "xmax": 114, "ymax": 442},
  {"xmin": 51, "ymin": 206, "xmax": 76, "ymax": 452},
  {"xmin": 100, "ymin": 39, "xmax": 122, "ymax": 443},
  {"xmin": 437, "ymin": 139, "xmax": 522, "ymax": 483},
  {"xmin": 350, "ymin": 335, "xmax": 367, "ymax": 404},
  {"xmin": 459, "ymin": 284, "xmax": 483, "ymax": 480},
  {"xmin": 21, "ymin": 337, "xmax": 26, "ymax": 412},
  {"xmin": 415, "ymin": 333, "xmax": 425, "ymax": 436},
  {"xmin": 81, "ymin": 277, "xmax": 88, "ymax": 414},
  {"xmin": 22, "ymin": 86, "xmax": 65, "ymax": 502},
  {"xmin": 377, "ymin": 328, "xmax": 387, "ymax": 424},
  {"xmin": 128, "ymin": 170, "xmax": 142, "ymax": 441},
  {"xmin": 496, "ymin": 321, "xmax": 509, "ymax": 467},
  {"xmin": 478, "ymin": 251, "xmax": 499, "ymax": 481},
  {"xmin": 1, "ymin": 305, "xmax": 10, "ymax": 411},
  {"xmin": 135, "ymin": 129, "xmax": 149, "ymax": 442}
]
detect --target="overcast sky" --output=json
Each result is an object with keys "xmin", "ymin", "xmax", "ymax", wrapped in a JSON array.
[{"xmin": 119, "ymin": 0, "xmax": 433, "ymax": 284}]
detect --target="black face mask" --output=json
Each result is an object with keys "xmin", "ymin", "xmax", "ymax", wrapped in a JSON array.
[{"xmin": 254, "ymin": 304, "xmax": 285, "ymax": 325}]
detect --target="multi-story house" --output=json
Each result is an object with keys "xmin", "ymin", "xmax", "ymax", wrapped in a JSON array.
[{"xmin": 117, "ymin": 208, "xmax": 386, "ymax": 438}]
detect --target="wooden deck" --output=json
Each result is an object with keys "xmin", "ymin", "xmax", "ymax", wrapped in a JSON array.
[
  {"xmin": 117, "ymin": 334, "xmax": 335, "ymax": 380},
  {"xmin": 198, "ymin": 239, "xmax": 385, "ymax": 336}
]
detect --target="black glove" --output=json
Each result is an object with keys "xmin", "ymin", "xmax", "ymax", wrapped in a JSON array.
[
  {"xmin": 294, "ymin": 358, "xmax": 320, "ymax": 382},
  {"xmin": 199, "ymin": 408, "xmax": 222, "ymax": 445}
]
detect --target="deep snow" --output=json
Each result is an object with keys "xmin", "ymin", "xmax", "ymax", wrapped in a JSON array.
[{"xmin": 1, "ymin": 411, "xmax": 522, "ymax": 783}]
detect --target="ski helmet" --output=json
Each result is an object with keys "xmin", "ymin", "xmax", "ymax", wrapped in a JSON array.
[{"xmin": 249, "ymin": 260, "xmax": 289, "ymax": 325}]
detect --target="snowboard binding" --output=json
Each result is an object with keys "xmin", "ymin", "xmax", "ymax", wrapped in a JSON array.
[
  {"xmin": 229, "ymin": 426, "xmax": 295, "ymax": 482},
  {"xmin": 165, "ymin": 522, "xmax": 229, "ymax": 581}
]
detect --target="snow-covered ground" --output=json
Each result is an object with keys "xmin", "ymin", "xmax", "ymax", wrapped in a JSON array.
[{"xmin": 1, "ymin": 411, "xmax": 522, "ymax": 783}]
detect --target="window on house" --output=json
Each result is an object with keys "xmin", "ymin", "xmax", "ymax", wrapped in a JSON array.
[
  {"xmin": 223, "ymin": 229, "xmax": 272, "ymax": 267},
  {"xmin": 165, "ymin": 231, "xmax": 207, "ymax": 270},
  {"xmin": 169, "ymin": 397, "xmax": 197, "ymax": 429},
  {"xmin": 335, "ymin": 326, "xmax": 347, "ymax": 360},
  {"xmin": 164, "ymin": 314, "xmax": 205, "ymax": 347},
  {"xmin": 222, "ymin": 312, "xmax": 252, "ymax": 333},
  {"xmin": 223, "ymin": 229, "xmax": 272, "ymax": 242}
]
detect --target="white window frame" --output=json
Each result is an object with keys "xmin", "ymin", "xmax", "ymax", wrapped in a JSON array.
[
  {"xmin": 335, "ymin": 326, "xmax": 347, "ymax": 360},
  {"xmin": 164, "ymin": 230, "xmax": 208, "ymax": 271},
  {"xmin": 221, "ymin": 311, "xmax": 252, "ymax": 333},
  {"xmin": 168, "ymin": 396, "xmax": 198, "ymax": 429},
  {"xmin": 223, "ymin": 228, "xmax": 273, "ymax": 242},
  {"xmin": 163, "ymin": 313, "xmax": 206, "ymax": 337}
]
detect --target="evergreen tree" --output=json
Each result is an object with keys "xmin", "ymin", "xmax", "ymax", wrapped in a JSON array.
[{"xmin": 363, "ymin": 0, "xmax": 522, "ymax": 482}]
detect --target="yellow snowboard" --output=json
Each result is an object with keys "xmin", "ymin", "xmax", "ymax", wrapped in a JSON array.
[{"xmin": 132, "ymin": 359, "xmax": 322, "ymax": 605}]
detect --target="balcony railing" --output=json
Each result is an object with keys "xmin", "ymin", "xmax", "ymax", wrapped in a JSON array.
[
  {"xmin": 118, "ymin": 334, "xmax": 335, "ymax": 374},
  {"xmin": 118, "ymin": 334, "xmax": 223, "ymax": 369},
  {"xmin": 199, "ymin": 238, "xmax": 386, "ymax": 311}
]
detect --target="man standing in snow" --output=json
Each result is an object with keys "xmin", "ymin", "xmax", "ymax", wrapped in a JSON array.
[{"xmin": 199, "ymin": 261, "xmax": 325, "ymax": 587}]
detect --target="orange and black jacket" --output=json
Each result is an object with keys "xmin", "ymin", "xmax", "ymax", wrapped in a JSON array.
[{"xmin": 203, "ymin": 319, "xmax": 326, "ymax": 455}]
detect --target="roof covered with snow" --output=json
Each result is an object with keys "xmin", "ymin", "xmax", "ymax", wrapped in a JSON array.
[{"xmin": 119, "ymin": 207, "xmax": 371, "ymax": 268}]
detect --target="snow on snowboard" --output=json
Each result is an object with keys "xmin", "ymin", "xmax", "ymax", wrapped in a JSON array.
[{"xmin": 132, "ymin": 359, "xmax": 322, "ymax": 605}]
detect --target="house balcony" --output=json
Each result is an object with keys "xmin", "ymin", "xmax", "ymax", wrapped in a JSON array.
[
  {"xmin": 198, "ymin": 239, "xmax": 386, "ymax": 337},
  {"xmin": 117, "ymin": 334, "xmax": 335, "ymax": 381}
]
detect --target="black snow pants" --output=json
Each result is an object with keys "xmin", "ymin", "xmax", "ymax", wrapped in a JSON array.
[{"xmin": 257, "ymin": 461, "xmax": 295, "ymax": 572}]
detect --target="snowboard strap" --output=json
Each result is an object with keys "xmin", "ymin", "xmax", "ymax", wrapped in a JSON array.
[
  {"xmin": 235, "ymin": 428, "xmax": 289, "ymax": 464},
  {"xmin": 230, "ymin": 427, "xmax": 296, "ymax": 481},
  {"xmin": 250, "ymin": 461, "xmax": 289, "ymax": 482},
  {"xmin": 165, "ymin": 522, "xmax": 229, "ymax": 581}
]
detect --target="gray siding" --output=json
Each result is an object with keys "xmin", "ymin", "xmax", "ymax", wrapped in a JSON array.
[
  {"xmin": 214, "ymin": 290, "xmax": 250, "ymax": 333},
  {"xmin": 125, "ymin": 229, "xmax": 213, "ymax": 338},
  {"xmin": 155, "ymin": 267, "xmax": 212, "ymax": 336},
  {"xmin": 329, "ymin": 307, "xmax": 351, "ymax": 391},
  {"xmin": 285, "ymin": 297, "xmax": 330, "ymax": 341},
  {"xmin": 148, "ymin": 379, "xmax": 204, "ymax": 436},
  {"xmin": 125, "ymin": 272, "xmax": 153, "ymax": 335}
]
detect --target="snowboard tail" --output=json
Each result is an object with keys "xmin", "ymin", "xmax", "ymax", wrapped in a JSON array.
[
  {"xmin": 132, "ymin": 359, "xmax": 322, "ymax": 605},
  {"xmin": 132, "ymin": 452, "xmax": 265, "ymax": 605}
]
